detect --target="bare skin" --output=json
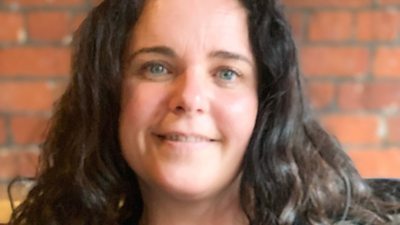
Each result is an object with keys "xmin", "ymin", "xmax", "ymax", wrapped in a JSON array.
[{"xmin": 119, "ymin": 0, "xmax": 257, "ymax": 225}]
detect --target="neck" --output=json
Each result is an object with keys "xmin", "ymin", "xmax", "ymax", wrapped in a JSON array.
[{"xmin": 138, "ymin": 180, "xmax": 248, "ymax": 225}]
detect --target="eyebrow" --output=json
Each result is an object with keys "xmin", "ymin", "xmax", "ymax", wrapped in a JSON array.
[
  {"xmin": 128, "ymin": 46, "xmax": 253, "ymax": 66},
  {"xmin": 208, "ymin": 50, "xmax": 253, "ymax": 66},
  {"xmin": 128, "ymin": 46, "xmax": 177, "ymax": 61}
]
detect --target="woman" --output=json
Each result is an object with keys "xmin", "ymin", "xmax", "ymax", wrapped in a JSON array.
[{"xmin": 9, "ymin": 0, "xmax": 400, "ymax": 224}]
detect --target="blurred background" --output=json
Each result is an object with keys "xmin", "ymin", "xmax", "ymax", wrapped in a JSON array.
[{"xmin": 0, "ymin": 0, "xmax": 399, "ymax": 222}]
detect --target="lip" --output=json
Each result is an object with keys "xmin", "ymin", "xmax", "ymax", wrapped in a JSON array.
[{"xmin": 152, "ymin": 131, "xmax": 218, "ymax": 142}]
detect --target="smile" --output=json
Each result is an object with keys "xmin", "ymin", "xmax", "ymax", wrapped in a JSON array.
[{"xmin": 155, "ymin": 133, "xmax": 216, "ymax": 142}]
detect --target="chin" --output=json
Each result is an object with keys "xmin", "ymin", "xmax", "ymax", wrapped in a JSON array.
[
  {"xmin": 155, "ymin": 173, "xmax": 241, "ymax": 202},
  {"xmin": 154, "ymin": 177, "xmax": 215, "ymax": 200}
]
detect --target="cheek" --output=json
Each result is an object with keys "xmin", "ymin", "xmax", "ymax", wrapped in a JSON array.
[
  {"xmin": 119, "ymin": 83, "xmax": 165, "ymax": 156},
  {"xmin": 120, "ymin": 83, "xmax": 163, "ymax": 129},
  {"xmin": 213, "ymin": 92, "xmax": 258, "ymax": 147}
]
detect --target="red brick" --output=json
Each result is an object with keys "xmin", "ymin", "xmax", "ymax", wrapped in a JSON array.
[
  {"xmin": 0, "ymin": 82, "xmax": 56, "ymax": 112},
  {"xmin": 51, "ymin": 81, "xmax": 69, "ymax": 102},
  {"xmin": 17, "ymin": 150, "xmax": 39, "ymax": 178},
  {"xmin": 305, "ymin": 82, "xmax": 335, "ymax": 110},
  {"xmin": 308, "ymin": 11, "xmax": 352, "ymax": 42},
  {"xmin": 4, "ymin": 0, "xmax": 84, "ymax": 6},
  {"xmin": 282, "ymin": 0, "xmax": 372, "ymax": 8},
  {"xmin": 287, "ymin": 12, "xmax": 303, "ymax": 41},
  {"xmin": 356, "ymin": 10, "xmax": 400, "ymax": 41},
  {"xmin": 321, "ymin": 114, "xmax": 380, "ymax": 145},
  {"xmin": 338, "ymin": 82, "xmax": 400, "ymax": 110},
  {"xmin": 388, "ymin": 115, "xmax": 400, "ymax": 143},
  {"xmin": 338, "ymin": 83, "xmax": 364, "ymax": 110},
  {"xmin": 300, "ymin": 47, "xmax": 369, "ymax": 77},
  {"xmin": 70, "ymin": 13, "xmax": 87, "ymax": 33},
  {"xmin": 379, "ymin": 0, "xmax": 400, "ymax": 5},
  {"xmin": 347, "ymin": 148, "xmax": 400, "ymax": 178},
  {"xmin": 0, "ymin": 13, "xmax": 24, "ymax": 42},
  {"xmin": 0, "ymin": 47, "xmax": 70, "ymax": 76},
  {"xmin": 27, "ymin": 12, "xmax": 71, "ymax": 42},
  {"xmin": 0, "ymin": 150, "xmax": 15, "ymax": 179},
  {"xmin": 373, "ymin": 47, "xmax": 400, "ymax": 78},
  {"xmin": 0, "ymin": 119, "xmax": 5, "ymax": 145},
  {"xmin": 11, "ymin": 115, "xmax": 49, "ymax": 145},
  {"xmin": 0, "ymin": 149, "xmax": 39, "ymax": 180}
]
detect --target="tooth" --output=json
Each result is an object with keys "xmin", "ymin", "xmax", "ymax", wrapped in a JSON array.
[{"xmin": 163, "ymin": 134, "xmax": 208, "ymax": 142}]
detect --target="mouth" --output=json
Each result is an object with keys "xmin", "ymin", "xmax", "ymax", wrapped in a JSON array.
[{"xmin": 154, "ymin": 133, "xmax": 217, "ymax": 143}]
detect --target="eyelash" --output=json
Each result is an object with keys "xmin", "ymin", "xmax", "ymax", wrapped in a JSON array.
[
  {"xmin": 213, "ymin": 67, "xmax": 242, "ymax": 86},
  {"xmin": 139, "ymin": 61, "xmax": 172, "ymax": 80},
  {"xmin": 136, "ymin": 61, "xmax": 243, "ymax": 85},
  {"xmin": 215, "ymin": 67, "xmax": 240, "ymax": 80}
]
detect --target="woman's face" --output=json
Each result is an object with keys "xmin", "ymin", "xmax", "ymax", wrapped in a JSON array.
[{"xmin": 119, "ymin": 0, "xmax": 258, "ymax": 200}]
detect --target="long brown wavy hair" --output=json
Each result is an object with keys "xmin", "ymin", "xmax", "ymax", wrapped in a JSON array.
[{"xmin": 9, "ymin": 0, "xmax": 400, "ymax": 225}]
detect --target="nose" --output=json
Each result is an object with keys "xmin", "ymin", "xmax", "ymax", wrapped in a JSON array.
[{"xmin": 168, "ymin": 70, "xmax": 209, "ymax": 115}]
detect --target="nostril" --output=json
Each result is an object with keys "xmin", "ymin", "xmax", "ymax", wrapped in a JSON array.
[
  {"xmin": 174, "ymin": 105, "xmax": 185, "ymax": 112},
  {"xmin": 168, "ymin": 89, "xmax": 208, "ymax": 114}
]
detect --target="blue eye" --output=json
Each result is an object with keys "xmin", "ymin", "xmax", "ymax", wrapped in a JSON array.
[
  {"xmin": 217, "ymin": 69, "xmax": 238, "ymax": 81},
  {"xmin": 139, "ymin": 62, "xmax": 173, "ymax": 81},
  {"xmin": 148, "ymin": 63, "xmax": 168, "ymax": 75}
]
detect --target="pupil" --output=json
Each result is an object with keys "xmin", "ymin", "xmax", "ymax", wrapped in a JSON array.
[
  {"xmin": 151, "ymin": 64, "xmax": 164, "ymax": 74},
  {"xmin": 223, "ymin": 70, "xmax": 233, "ymax": 79}
]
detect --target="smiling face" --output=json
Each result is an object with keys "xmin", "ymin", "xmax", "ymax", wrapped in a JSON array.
[{"xmin": 119, "ymin": 0, "xmax": 258, "ymax": 201}]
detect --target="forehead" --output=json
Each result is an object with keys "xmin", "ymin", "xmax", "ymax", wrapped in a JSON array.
[
  {"xmin": 130, "ymin": 0, "xmax": 252, "ymax": 59},
  {"xmin": 141, "ymin": 0, "xmax": 246, "ymax": 18}
]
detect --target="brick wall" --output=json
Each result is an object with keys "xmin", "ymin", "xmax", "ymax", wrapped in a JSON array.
[
  {"xmin": 0, "ymin": 0, "xmax": 399, "ymax": 222},
  {"xmin": 283, "ymin": 0, "xmax": 400, "ymax": 178},
  {"xmin": 0, "ymin": 0, "xmax": 99, "ymax": 222}
]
